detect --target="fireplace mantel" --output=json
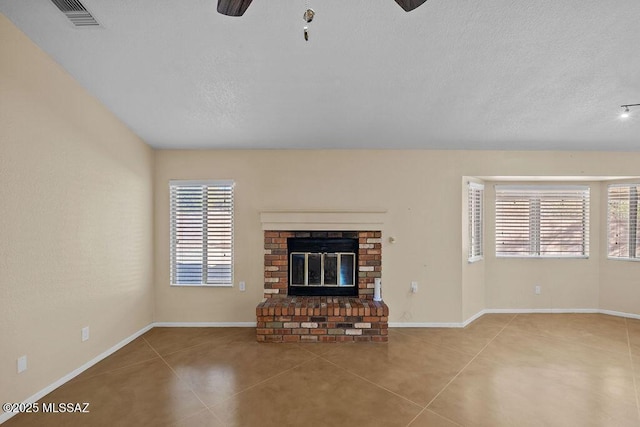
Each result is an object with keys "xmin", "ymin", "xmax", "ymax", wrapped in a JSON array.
[{"xmin": 259, "ymin": 210, "xmax": 387, "ymax": 231}]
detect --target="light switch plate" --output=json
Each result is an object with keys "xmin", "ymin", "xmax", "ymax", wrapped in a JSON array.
[{"xmin": 17, "ymin": 355, "xmax": 27, "ymax": 373}]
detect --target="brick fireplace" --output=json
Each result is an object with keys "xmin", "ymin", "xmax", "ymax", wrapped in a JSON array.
[
  {"xmin": 256, "ymin": 215, "xmax": 389, "ymax": 342},
  {"xmin": 263, "ymin": 231, "xmax": 380, "ymax": 299}
]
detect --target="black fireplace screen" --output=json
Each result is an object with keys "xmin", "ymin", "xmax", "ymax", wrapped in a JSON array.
[
  {"xmin": 287, "ymin": 237, "xmax": 358, "ymax": 296},
  {"xmin": 290, "ymin": 252, "xmax": 355, "ymax": 286}
]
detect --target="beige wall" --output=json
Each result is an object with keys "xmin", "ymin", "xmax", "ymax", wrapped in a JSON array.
[
  {"xmin": 0, "ymin": 15, "xmax": 154, "ymax": 407},
  {"xmin": 155, "ymin": 150, "xmax": 640, "ymax": 326},
  {"xmin": 154, "ymin": 150, "xmax": 464, "ymax": 324}
]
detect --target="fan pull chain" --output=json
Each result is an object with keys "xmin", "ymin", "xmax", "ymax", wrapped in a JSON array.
[{"xmin": 303, "ymin": 1, "xmax": 314, "ymax": 42}]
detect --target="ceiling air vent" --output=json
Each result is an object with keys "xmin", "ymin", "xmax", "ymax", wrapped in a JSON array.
[{"xmin": 51, "ymin": 0, "xmax": 100, "ymax": 27}]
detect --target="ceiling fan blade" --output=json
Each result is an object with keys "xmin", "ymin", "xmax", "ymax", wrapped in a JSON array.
[
  {"xmin": 394, "ymin": 0, "xmax": 428, "ymax": 12},
  {"xmin": 217, "ymin": 0, "xmax": 254, "ymax": 16}
]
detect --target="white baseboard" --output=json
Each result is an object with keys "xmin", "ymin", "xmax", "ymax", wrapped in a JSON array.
[
  {"xmin": 598, "ymin": 309, "xmax": 640, "ymax": 320},
  {"xmin": 483, "ymin": 308, "xmax": 600, "ymax": 314},
  {"xmin": 153, "ymin": 321, "xmax": 257, "ymax": 327},
  {"xmin": 390, "ymin": 308, "xmax": 639, "ymax": 329},
  {"xmin": 389, "ymin": 310, "xmax": 484, "ymax": 328},
  {"xmin": 462, "ymin": 310, "xmax": 486, "ymax": 327},
  {"xmin": 0, "ymin": 323, "xmax": 153, "ymax": 425},
  {"xmin": 389, "ymin": 322, "xmax": 465, "ymax": 328}
]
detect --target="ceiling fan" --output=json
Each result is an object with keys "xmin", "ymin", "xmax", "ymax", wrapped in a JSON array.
[{"xmin": 217, "ymin": 0, "xmax": 428, "ymax": 16}]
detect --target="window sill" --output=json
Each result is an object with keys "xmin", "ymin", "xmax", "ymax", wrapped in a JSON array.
[
  {"xmin": 496, "ymin": 255, "xmax": 589, "ymax": 260},
  {"xmin": 467, "ymin": 256, "xmax": 484, "ymax": 264},
  {"xmin": 606, "ymin": 257, "xmax": 640, "ymax": 262},
  {"xmin": 170, "ymin": 283, "xmax": 234, "ymax": 288}
]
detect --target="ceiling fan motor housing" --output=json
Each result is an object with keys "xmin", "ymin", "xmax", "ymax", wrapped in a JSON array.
[{"xmin": 303, "ymin": 9, "xmax": 314, "ymax": 23}]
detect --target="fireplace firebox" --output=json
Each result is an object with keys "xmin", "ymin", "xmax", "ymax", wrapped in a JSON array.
[
  {"xmin": 262, "ymin": 229, "xmax": 381, "ymax": 300},
  {"xmin": 287, "ymin": 238, "xmax": 358, "ymax": 297}
]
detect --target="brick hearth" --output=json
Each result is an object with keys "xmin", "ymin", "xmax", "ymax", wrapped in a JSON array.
[
  {"xmin": 256, "ymin": 296, "xmax": 388, "ymax": 342},
  {"xmin": 257, "ymin": 230, "xmax": 388, "ymax": 342}
]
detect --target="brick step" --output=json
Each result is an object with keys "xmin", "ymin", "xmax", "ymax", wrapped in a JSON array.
[{"xmin": 256, "ymin": 296, "xmax": 388, "ymax": 343}]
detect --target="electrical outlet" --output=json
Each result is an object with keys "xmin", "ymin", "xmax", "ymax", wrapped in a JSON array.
[
  {"xmin": 81, "ymin": 326, "xmax": 90, "ymax": 342},
  {"xmin": 535, "ymin": 285, "xmax": 541, "ymax": 295},
  {"xmin": 411, "ymin": 281, "xmax": 418, "ymax": 293},
  {"xmin": 239, "ymin": 281, "xmax": 246, "ymax": 292},
  {"xmin": 17, "ymin": 355, "xmax": 27, "ymax": 373}
]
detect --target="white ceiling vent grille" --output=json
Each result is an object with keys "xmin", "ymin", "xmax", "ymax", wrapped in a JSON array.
[{"xmin": 51, "ymin": 0, "xmax": 100, "ymax": 27}]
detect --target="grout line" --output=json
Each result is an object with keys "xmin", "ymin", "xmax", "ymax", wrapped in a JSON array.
[
  {"xmin": 171, "ymin": 407, "xmax": 222, "ymax": 427},
  {"xmin": 507, "ymin": 329, "xmax": 630, "ymax": 357},
  {"xmin": 144, "ymin": 327, "xmax": 252, "ymax": 358},
  {"xmin": 62, "ymin": 338, "xmax": 161, "ymax": 385},
  {"xmin": 318, "ymin": 354, "xmax": 424, "ymax": 408},
  {"xmin": 404, "ymin": 314, "xmax": 518, "ymax": 427},
  {"xmin": 157, "ymin": 340, "xmax": 217, "ymax": 357},
  {"xmin": 69, "ymin": 354, "xmax": 161, "ymax": 384},
  {"xmin": 391, "ymin": 328, "xmax": 479, "ymax": 358},
  {"xmin": 503, "ymin": 316, "xmax": 632, "ymax": 358},
  {"xmin": 421, "ymin": 409, "xmax": 464, "ymax": 427},
  {"xmin": 147, "ymin": 334, "xmax": 319, "ymax": 425},
  {"xmin": 143, "ymin": 336, "xmax": 227, "ymax": 426},
  {"xmin": 295, "ymin": 343, "xmax": 332, "ymax": 358},
  {"xmin": 143, "ymin": 329, "xmax": 318, "ymax": 424},
  {"xmin": 206, "ymin": 354, "xmax": 322, "ymax": 412},
  {"xmin": 624, "ymin": 319, "xmax": 640, "ymax": 423}
]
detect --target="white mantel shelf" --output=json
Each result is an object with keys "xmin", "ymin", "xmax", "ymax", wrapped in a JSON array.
[{"xmin": 260, "ymin": 210, "xmax": 387, "ymax": 231}]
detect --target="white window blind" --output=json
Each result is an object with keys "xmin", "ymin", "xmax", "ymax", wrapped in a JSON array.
[
  {"xmin": 607, "ymin": 184, "xmax": 639, "ymax": 259},
  {"xmin": 468, "ymin": 182, "xmax": 484, "ymax": 261},
  {"xmin": 495, "ymin": 185, "xmax": 589, "ymax": 257},
  {"xmin": 170, "ymin": 180, "xmax": 234, "ymax": 286}
]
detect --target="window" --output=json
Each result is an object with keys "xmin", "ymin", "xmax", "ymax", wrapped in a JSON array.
[
  {"xmin": 468, "ymin": 182, "xmax": 484, "ymax": 261},
  {"xmin": 495, "ymin": 185, "xmax": 589, "ymax": 257},
  {"xmin": 607, "ymin": 184, "xmax": 639, "ymax": 259},
  {"xmin": 170, "ymin": 180, "xmax": 234, "ymax": 286}
]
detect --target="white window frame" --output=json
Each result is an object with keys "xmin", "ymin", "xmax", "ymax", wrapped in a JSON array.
[
  {"xmin": 169, "ymin": 180, "xmax": 235, "ymax": 287},
  {"xmin": 495, "ymin": 185, "xmax": 590, "ymax": 259},
  {"xmin": 468, "ymin": 182, "xmax": 484, "ymax": 263},
  {"xmin": 607, "ymin": 183, "xmax": 640, "ymax": 261}
]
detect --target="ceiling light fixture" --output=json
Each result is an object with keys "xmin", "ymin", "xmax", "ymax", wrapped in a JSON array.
[{"xmin": 620, "ymin": 103, "xmax": 640, "ymax": 119}]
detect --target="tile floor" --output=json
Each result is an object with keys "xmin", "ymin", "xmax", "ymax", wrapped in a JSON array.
[{"xmin": 4, "ymin": 314, "xmax": 640, "ymax": 427}]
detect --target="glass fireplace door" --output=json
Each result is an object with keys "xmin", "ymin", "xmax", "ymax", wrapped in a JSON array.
[{"xmin": 289, "ymin": 252, "xmax": 355, "ymax": 287}]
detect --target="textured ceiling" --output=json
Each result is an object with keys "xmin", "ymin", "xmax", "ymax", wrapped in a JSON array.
[{"xmin": 1, "ymin": 0, "xmax": 639, "ymax": 150}]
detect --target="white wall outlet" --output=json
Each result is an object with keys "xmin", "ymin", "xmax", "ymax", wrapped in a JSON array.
[
  {"xmin": 411, "ymin": 281, "xmax": 418, "ymax": 293},
  {"xmin": 17, "ymin": 355, "xmax": 27, "ymax": 373},
  {"xmin": 81, "ymin": 326, "xmax": 90, "ymax": 342},
  {"xmin": 239, "ymin": 281, "xmax": 246, "ymax": 292},
  {"xmin": 535, "ymin": 285, "xmax": 541, "ymax": 295}
]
